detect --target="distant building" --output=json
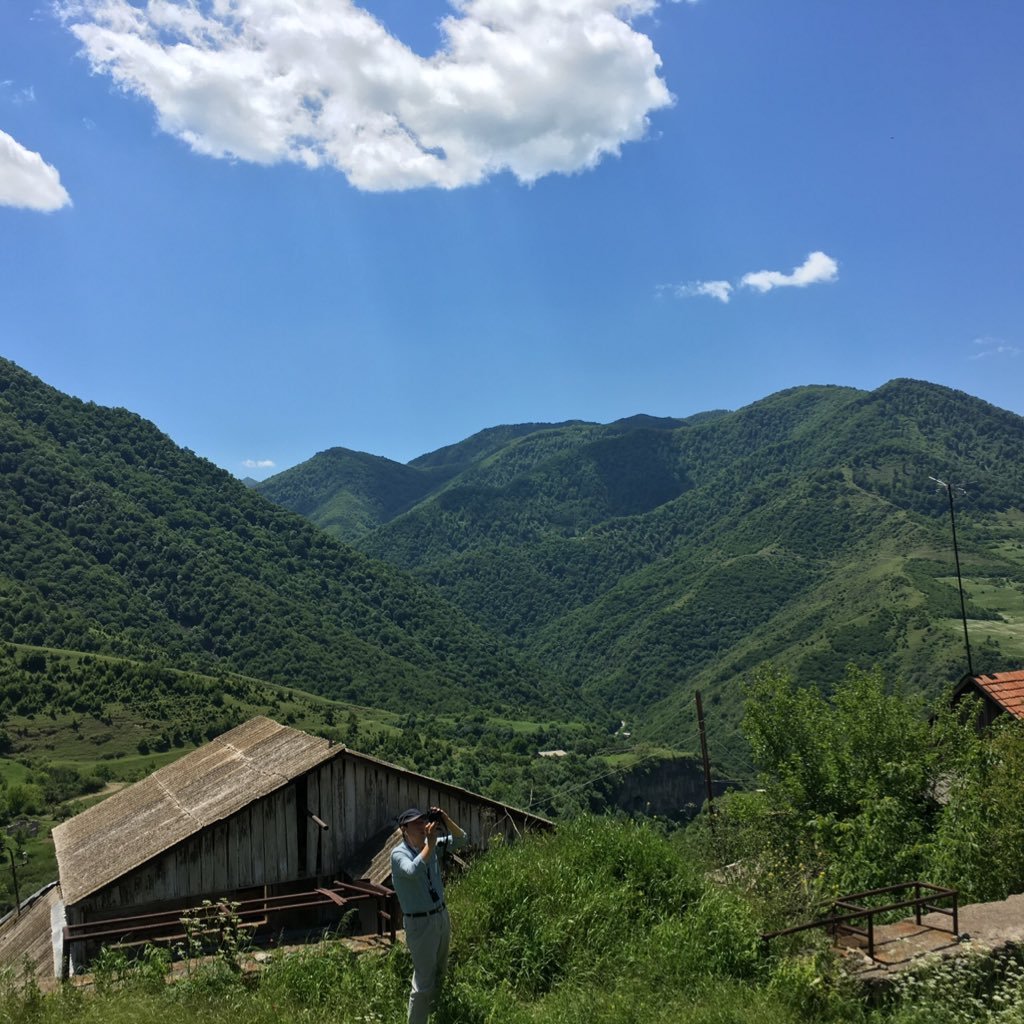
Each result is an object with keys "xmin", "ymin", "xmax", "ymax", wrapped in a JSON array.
[
  {"xmin": 951, "ymin": 670, "xmax": 1024, "ymax": 731},
  {"xmin": 4, "ymin": 819, "xmax": 39, "ymax": 838},
  {"xmin": 0, "ymin": 717, "xmax": 550, "ymax": 984}
]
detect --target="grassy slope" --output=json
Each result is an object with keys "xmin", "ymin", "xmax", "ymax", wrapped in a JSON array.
[{"xmin": 5, "ymin": 816, "xmax": 1015, "ymax": 1024}]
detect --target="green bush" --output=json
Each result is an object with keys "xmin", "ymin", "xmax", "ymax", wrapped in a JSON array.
[
  {"xmin": 928, "ymin": 716, "xmax": 1024, "ymax": 902},
  {"xmin": 453, "ymin": 817, "xmax": 705, "ymax": 998}
]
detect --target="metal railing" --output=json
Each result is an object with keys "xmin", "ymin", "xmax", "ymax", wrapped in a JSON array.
[
  {"xmin": 761, "ymin": 881, "xmax": 959, "ymax": 960},
  {"xmin": 62, "ymin": 879, "xmax": 397, "ymax": 976}
]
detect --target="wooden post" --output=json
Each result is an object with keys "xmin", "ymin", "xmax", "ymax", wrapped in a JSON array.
[{"xmin": 695, "ymin": 691, "xmax": 715, "ymax": 814}]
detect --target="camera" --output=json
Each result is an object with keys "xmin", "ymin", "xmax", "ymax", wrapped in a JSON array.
[{"xmin": 424, "ymin": 810, "xmax": 445, "ymax": 825}]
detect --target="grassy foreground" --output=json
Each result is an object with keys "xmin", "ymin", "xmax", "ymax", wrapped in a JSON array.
[{"xmin": 6, "ymin": 816, "xmax": 1024, "ymax": 1024}]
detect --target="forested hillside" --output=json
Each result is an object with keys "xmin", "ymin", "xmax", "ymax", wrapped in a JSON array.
[
  {"xmin": 0, "ymin": 358, "xmax": 571, "ymax": 718},
  {"xmin": 260, "ymin": 380, "xmax": 1024, "ymax": 751}
]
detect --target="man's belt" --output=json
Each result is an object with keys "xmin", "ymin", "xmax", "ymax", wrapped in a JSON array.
[{"xmin": 404, "ymin": 904, "xmax": 446, "ymax": 919}]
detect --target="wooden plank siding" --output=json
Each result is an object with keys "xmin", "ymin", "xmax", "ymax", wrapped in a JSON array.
[
  {"xmin": 330, "ymin": 759, "xmax": 345, "ymax": 875},
  {"xmin": 343, "ymin": 757, "xmax": 358, "ymax": 858},
  {"xmin": 283, "ymin": 783, "xmax": 298, "ymax": 880},
  {"xmin": 262, "ymin": 792, "xmax": 278, "ymax": 891},
  {"xmin": 305, "ymin": 770, "xmax": 320, "ymax": 877}
]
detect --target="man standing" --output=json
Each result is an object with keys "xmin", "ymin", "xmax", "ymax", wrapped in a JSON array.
[{"xmin": 391, "ymin": 806, "xmax": 467, "ymax": 1024}]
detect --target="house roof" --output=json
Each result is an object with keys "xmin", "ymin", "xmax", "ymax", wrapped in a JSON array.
[
  {"xmin": 953, "ymin": 670, "xmax": 1024, "ymax": 720},
  {"xmin": 52, "ymin": 717, "xmax": 339, "ymax": 906},
  {"xmin": 0, "ymin": 882, "xmax": 63, "ymax": 987},
  {"xmin": 52, "ymin": 716, "xmax": 550, "ymax": 907}
]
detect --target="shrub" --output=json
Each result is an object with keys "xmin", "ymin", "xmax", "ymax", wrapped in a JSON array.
[
  {"xmin": 454, "ymin": 817, "xmax": 708, "ymax": 998},
  {"xmin": 928, "ymin": 717, "xmax": 1024, "ymax": 902}
]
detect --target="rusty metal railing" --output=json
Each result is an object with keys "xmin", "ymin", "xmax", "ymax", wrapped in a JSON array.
[
  {"xmin": 62, "ymin": 879, "xmax": 397, "ymax": 977},
  {"xmin": 761, "ymin": 881, "xmax": 959, "ymax": 960}
]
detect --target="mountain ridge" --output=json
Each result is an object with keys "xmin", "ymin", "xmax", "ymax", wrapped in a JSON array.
[{"xmin": 258, "ymin": 377, "xmax": 1024, "ymax": 752}]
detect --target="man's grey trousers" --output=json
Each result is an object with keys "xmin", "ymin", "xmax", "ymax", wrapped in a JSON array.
[{"xmin": 405, "ymin": 908, "xmax": 451, "ymax": 1024}]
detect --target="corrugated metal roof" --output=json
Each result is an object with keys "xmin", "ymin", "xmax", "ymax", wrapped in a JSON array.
[
  {"xmin": 962, "ymin": 670, "xmax": 1024, "ymax": 719},
  {"xmin": 52, "ymin": 717, "xmax": 338, "ymax": 906}
]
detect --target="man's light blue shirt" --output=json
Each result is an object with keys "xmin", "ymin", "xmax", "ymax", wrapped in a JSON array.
[{"xmin": 391, "ymin": 833, "xmax": 467, "ymax": 914}]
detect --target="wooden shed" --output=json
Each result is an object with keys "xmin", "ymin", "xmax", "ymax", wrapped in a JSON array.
[{"xmin": 0, "ymin": 717, "xmax": 550, "ymax": 981}]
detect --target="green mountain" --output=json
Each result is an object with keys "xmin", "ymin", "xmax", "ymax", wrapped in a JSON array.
[
  {"xmin": 259, "ymin": 380, "xmax": 1024, "ymax": 752},
  {"xmin": 0, "ymin": 358, "xmax": 570, "ymax": 717},
  {"xmin": 255, "ymin": 447, "xmax": 453, "ymax": 544},
  {"xmin": 255, "ymin": 420, "xmax": 602, "ymax": 544}
]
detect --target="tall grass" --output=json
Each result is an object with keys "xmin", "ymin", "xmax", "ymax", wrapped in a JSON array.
[{"xmin": 4, "ymin": 816, "xmax": 1016, "ymax": 1024}]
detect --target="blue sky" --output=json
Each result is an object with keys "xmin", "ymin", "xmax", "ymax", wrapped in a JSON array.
[{"xmin": 1, "ymin": 1, "xmax": 1021, "ymax": 479}]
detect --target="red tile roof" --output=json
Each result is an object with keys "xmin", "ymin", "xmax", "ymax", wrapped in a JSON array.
[{"xmin": 958, "ymin": 671, "xmax": 1024, "ymax": 719}]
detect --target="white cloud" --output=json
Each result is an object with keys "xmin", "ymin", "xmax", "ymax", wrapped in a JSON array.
[
  {"xmin": 242, "ymin": 459, "xmax": 276, "ymax": 469},
  {"xmin": 740, "ymin": 251, "xmax": 838, "ymax": 293},
  {"xmin": 1, "ymin": 81, "xmax": 36, "ymax": 104},
  {"xmin": 60, "ymin": 0, "xmax": 673, "ymax": 191},
  {"xmin": 6, "ymin": 86, "xmax": 36, "ymax": 105},
  {"xmin": 0, "ymin": 129, "xmax": 72, "ymax": 211},
  {"xmin": 970, "ymin": 337, "xmax": 1019, "ymax": 360},
  {"xmin": 666, "ymin": 250, "xmax": 838, "ymax": 304},
  {"xmin": 672, "ymin": 279, "xmax": 733, "ymax": 303}
]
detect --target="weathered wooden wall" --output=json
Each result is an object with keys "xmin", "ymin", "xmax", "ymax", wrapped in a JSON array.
[{"xmin": 304, "ymin": 754, "xmax": 515, "ymax": 877}]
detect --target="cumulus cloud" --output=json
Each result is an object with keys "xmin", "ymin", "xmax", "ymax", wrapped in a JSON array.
[
  {"xmin": 59, "ymin": 0, "xmax": 673, "ymax": 191},
  {"xmin": 0, "ymin": 129, "xmax": 72, "ymax": 211},
  {"xmin": 242, "ymin": 459, "xmax": 276, "ymax": 469},
  {"xmin": 970, "ymin": 337, "xmax": 1019, "ymax": 360},
  {"xmin": 740, "ymin": 251, "xmax": 838, "ymax": 293}
]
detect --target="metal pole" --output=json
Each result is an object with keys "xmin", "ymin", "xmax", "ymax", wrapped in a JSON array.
[
  {"xmin": 695, "ymin": 691, "xmax": 715, "ymax": 814},
  {"xmin": 946, "ymin": 482, "xmax": 974, "ymax": 676},
  {"xmin": 930, "ymin": 477, "xmax": 974, "ymax": 677}
]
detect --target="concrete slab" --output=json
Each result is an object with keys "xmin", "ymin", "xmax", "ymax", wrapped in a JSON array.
[{"xmin": 839, "ymin": 893, "xmax": 1024, "ymax": 987}]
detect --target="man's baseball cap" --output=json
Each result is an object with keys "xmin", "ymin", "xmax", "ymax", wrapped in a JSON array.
[{"xmin": 397, "ymin": 808, "xmax": 426, "ymax": 826}]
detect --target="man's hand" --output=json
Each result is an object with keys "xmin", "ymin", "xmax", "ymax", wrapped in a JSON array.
[
  {"xmin": 424, "ymin": 819, "xmax": 439, "ymax": 854},
  {"xmin": 430, "ymin": 806, "xmax": 466, "ymax": 839}
]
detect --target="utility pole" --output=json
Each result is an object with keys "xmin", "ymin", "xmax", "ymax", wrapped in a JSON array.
[{"xmin": 929, "ymin": 476, "xmax": 974, "ymax": 676}]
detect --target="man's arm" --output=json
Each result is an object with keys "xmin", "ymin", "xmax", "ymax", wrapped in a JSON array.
[
  {"xmin": 436, "ymin": 807, "xmax": 466, "ymax": 839},
  {"xmin": 391, "ymin": 841, "xmax": 428, "ymax": 878},
  {"xmin": 434, "ymin": 807, "xmax": 468, "ymax": 849}
]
